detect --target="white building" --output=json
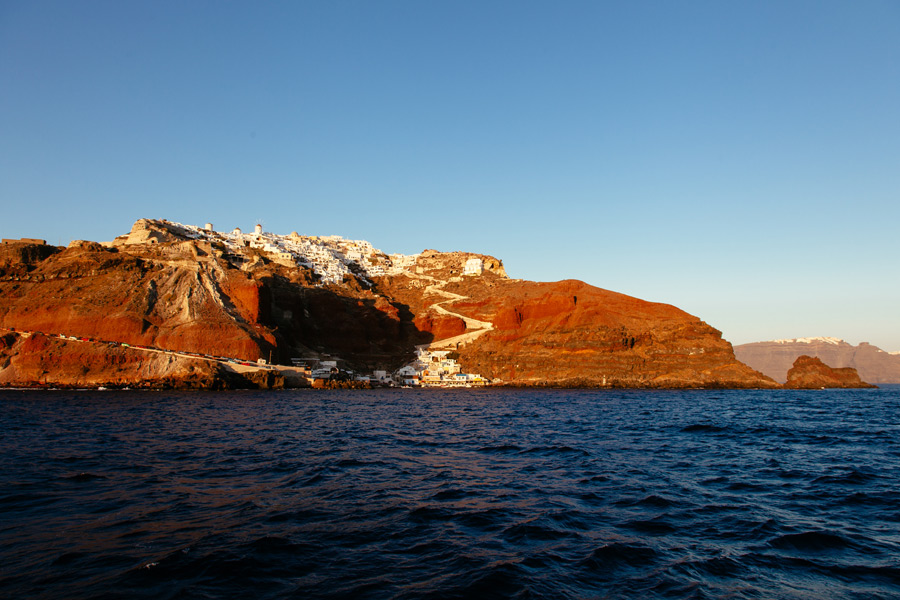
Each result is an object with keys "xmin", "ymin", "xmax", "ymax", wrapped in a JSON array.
[
  {"xmin": 464, "ymin": 257, "xmax": 483, "ymax": 276},
  {"xmin": 163, "ymin": 220, "xmax": 420, "ymax": 284},
  {"xmin": 396, "ymin": 365, "xmax": 418, "ymax": 377}
]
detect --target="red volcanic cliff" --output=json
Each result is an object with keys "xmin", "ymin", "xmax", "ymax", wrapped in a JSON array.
[
  {"xmin": 0, "ymin": 331, "xmax": 222, "ymax": 389},
  {"xmin": 783, "ymin": 355, "xmax": 876, "ymax": 389},
  {"xmin": 439, "ymin": 278, "xmax": 776, "ymax": 388},
  {"xmin": 0, "ymin": 219, "xmax": 780, "ymax": 389},
  {"xmin": 0, "ymin": 240, "xmax": 275, "ymax": 361},
  {"xmin": 0, "ymin": 332, "xmax": 290, "ymax": 389}
]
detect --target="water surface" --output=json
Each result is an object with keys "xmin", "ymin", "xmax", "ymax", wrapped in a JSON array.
[{"xmin": 2, "ymin": 387, "xmax": 899, "ymax": 599}]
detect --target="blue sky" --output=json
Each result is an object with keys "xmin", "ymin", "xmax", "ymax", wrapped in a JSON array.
[{"xmin": 2, "ymin": 1, "xmax": 899, "ymax": 350}]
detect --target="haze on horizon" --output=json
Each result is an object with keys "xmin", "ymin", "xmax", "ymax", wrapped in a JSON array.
[{"xmin": 1, "ymin": 1, "xmax": 898, "ymax": 351}]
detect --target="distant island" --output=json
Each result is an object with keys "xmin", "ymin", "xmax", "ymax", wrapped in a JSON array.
[
  {"xmin": 0, "ymin": 220, "xmax": 872, "ymax": 390},
  {"xmin": 735, "ymin": 337, "xmax": 899, "ymax": 384}
]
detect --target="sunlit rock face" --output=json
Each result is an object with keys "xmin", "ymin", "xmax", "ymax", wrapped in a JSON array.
[
  {"xmin": 432, "ymin": 279, "xmax": 776, "ymax": 388},
  {"xmin": 0, "ymin": 331, "xmax": 224, "ymax": 389},
  {"xmin": 0, "ymin": 218, "xmax": 777, "ymax": 389},
  {"xmin": 782, "ymin": 355, "xmax": 876, "ymax": 389}
]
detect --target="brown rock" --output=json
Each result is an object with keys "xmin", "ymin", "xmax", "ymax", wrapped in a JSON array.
[
  {"xmin": 0, "ymin": 240, "xmax": 61, "ymax": 275},
  {"xmin": 413, "ymin": 311, "xmax": 467, "ymax": 340},
  {"xmin": 443, "ymin": 279, "xmax": 777, "ymax": 388},
  {"xmin": 783, "ymin": 355, "xmax": 876, "ymax": 389},
  {"xmin": 0, "ymin": 239, "xmax": 276, "ymax": 363},
  {"xmin": 0, "ymin": 332, "xmax": 226, "ymax": 389}
]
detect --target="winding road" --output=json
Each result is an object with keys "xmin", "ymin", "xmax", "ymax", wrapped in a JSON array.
[{"xmin": 419, "ymin": 280, "xmax": 494, "ymax": 350}]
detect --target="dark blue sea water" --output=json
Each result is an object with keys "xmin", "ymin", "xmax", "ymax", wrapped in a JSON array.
[{"xmin": 2, "ymin": 387, "xmax": 899, "ymax": 599}]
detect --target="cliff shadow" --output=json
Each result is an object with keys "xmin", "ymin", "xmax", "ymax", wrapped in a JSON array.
[{"xmin": 258, "ymin": 274, "xmax": 434, "ymax": 371}]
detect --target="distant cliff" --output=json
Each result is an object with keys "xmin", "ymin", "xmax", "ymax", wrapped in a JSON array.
[
  {"xmin": 783, "ymin": 355, "xmax": 876, "ymax": 389},
  {"xmin": 0, "ymin": 219, "xmax": 777, "ymax": 389},
  {"xmin": 734, "ymin": 337, "xmax": 900, "ymax": 384}
]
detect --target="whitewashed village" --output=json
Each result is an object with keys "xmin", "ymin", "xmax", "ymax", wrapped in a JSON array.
[
  {"xmin": 295, "ymin": 349, "xmax": 490, "ymax": 388},
  {"xmin": 122, "ymin": 220, "xmax": 495, "ymax": 388}
]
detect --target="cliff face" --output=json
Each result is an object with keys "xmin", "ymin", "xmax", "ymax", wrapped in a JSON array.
[
  {"xmin": 0, "ymin": 240, "xmax": 276, "ymax": 361},
  {"xmin": 0, "ymin": 332, "xmax": 292, "ymax": 389},
  {"xmin": 783, "ymin": 355, "xmax": 876, "ymax": 389},
  {"xmin": 734, "ymin": 338, "xmax": 900, "ymax": 384},
  {"xmin": 369, "ymin": 264, "xmax": 775, "ymax": 388},
  {"xmin": 0, "ymin": 219, "xmax": 778, "ymax": 389},
  {"xmin": 434, "ymin": 278, "xmax": 774, "ymax": 388},
  {"xmin": 0, "ymin": 331, "xmax": 221, "ymax": 389}
]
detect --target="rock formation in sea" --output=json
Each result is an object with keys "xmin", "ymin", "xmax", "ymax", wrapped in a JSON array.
[
  {"xmin": 0, "ymin": 219, "xmax": 778, "ymax": 389},
  {"xmin": 782, "ymin": 355, "xmax": 876, "ymax": 389},
  {"xmin": 734, "ymin": 337, "xmax": 900, "ymax": 384}
]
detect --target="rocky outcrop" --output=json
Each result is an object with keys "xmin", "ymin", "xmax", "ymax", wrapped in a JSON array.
[
  {"xmin": 112, "ymin": 218, "xmax": 192, "ymax": 246},
  {"xmin": 0, "ymin": 240, "xmax": 61, "ymax": 275},
  {"xmin": 783, "ymin": 355, "xmax": 876, "ymax": 389},
  {"xmin": 413, "ymin": 249, "xmax": 506, "ymax": 279},
  {"xmin": 735, "ymin": 338, "xmax": 900, "ymax": 384},
  {"xmin": 0, "ymin": 218, "xmax": 782, "ymax": 389},
  {"xmin": 413, "ymin": 311, "xmax": 467, "ymax": 341}
]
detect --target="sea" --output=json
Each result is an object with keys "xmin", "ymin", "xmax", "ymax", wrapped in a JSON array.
[{"xmin": 2, "ymin": 387, "xmax": 899, "ymax": 599}]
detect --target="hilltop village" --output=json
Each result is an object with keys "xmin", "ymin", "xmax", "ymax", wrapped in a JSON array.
[
  {"xmin": 109, "ymin": 220, "xmax": 494, "ymax": 388},
  {"xmin": 115, "ymin": 219, "xmax": 489, "ymax": 285},
  {"xmin": 121, "ymin": 219, "xmax": 493, "ymax": 283}
]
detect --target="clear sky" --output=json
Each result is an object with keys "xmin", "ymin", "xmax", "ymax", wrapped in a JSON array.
[{"xmin": 2, "ymin": 1, "xmax": 899, "ymax": 350}]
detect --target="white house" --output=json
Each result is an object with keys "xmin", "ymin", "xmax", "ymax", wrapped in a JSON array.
[
  {"xmin": 396, "ymin": 365, "xmax": 419, "ymax": 377},
  {"xmin": 464, "ymin": 258, "xmax": 483, "ymax": 276}
]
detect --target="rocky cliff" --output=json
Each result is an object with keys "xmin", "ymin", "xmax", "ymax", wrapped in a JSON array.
[
  {"xmin": 0, "ymin": 331, "xmax": 291, "ymax": 389},
  {"xmin": 0, "ymin": 219, "xmax": 778, "ymax": 389},
  {"xmin": 783, "ymin": 355, "xmax": 876, "ymax": 389},
  {"xmin": 0, "ymin": 331, "xmax": 221, "ymax": 389},
  {"xmin": 734, "ymin": 338, "xmax": 900, "ymax": 384},
  {"xmin": 387, "ymin": 276, "xmax": 776, "ymax": 388}
]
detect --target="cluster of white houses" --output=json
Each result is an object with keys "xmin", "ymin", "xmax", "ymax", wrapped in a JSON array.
[
  {"xmin": 292, "ymin": 349, "xmax": 491, "ymax": 387},
  {"xmin": 160, "ymin": 221, "xmax": 494, "ymax": 287},
  {"xmin": 394, "ymin": 348, "xmax": 490, "ymax": 387},
  {"xmin": 167, "ymin": 221, "xmax": 421, "ymax": 284}
]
